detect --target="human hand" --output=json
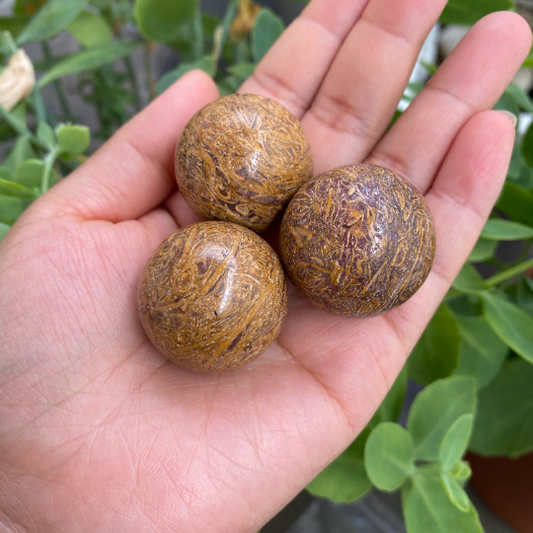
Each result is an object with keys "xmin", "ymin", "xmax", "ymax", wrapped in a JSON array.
[{"xmin": 0, "ymin": 1, "xmax": 530, "ymax": 531}]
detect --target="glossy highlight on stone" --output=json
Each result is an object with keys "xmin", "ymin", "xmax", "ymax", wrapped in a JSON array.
[
  {"xmin": 138, "ymin": 221, "xmax": 288, "ymax": 372},
  {"xmin": 280, "ymin": 164, "xmax": 436, "ymax": 317},
  {"xmin": 176, "ymin": 93, "xmax": 313, "ymax": 231}
]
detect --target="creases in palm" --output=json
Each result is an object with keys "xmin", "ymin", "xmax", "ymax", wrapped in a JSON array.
[{"xmin": 0, "ymin": 3, "xmax": 531, "ymax": 532}]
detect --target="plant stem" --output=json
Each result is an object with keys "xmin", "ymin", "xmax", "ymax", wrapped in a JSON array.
[
  {"xmin": 213, "ymin": 0, "xmax": 239, "ymax": 72},
  {"xmin": 41, "ymin": 147, "xmax": 59, "ymax": 195},
  {"xmin": 485, "ymin": 257, "xmax": 533, "ymax": 287},
  {"xmin": 192, "ymin": 6, "xmax": 204, "ymax": 61},
  {"xmin": 31, "ymin": 86, "xmax": 47, "ymax": 124},
  {"xmin": 0, "ymin": 103, "xmax": 28, "ymax": 137},
  {"xmin": 0, "ymin": 102, "xmax": 50, "ymax": 150},
  {"xmin": 144, "ymin": 42, "xmax": 157, "ymax": 100},
  {"xmin": 123, "ymin": 55, "xmax": 142, "ymax": 110},
  {"xmin": 41, "ymin": 41, "xmax": 73, "ymax": 122}
]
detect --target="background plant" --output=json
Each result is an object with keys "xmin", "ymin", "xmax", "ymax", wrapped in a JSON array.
[{"xmin": 1, "ymin": 0, "xmax": 533, "ymax": 532}]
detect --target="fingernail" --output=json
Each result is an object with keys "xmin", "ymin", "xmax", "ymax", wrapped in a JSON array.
[{"xmin": 500, "ymin": 110, "xmax": 518, "ymax": 128}]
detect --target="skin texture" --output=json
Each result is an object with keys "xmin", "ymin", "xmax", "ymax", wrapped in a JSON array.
[
  {"xmin": 280, "ymin": 164, "xmax": 436, "ymax": 317},
  {"xmin": 176, "ymin": 93, "xmax": 313, "ymax": 231},
  {"xmin": 138, "ymin": 221, "xmax": 288, "ymax": 372},
  {"xmin": 0, "ymin": 2, "xmax": 530, "ymax": 532}
]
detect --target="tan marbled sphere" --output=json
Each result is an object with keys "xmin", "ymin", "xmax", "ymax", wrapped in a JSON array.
[
  {"xmin": 280, "ymin": 164, "xmax": 436, "ymax": 317},
  {"xmin": 138, "ymin": 221, "xmax": 288, "ymax": 372},
  {"xmin": 175, "ymin": 93, "xmax": 313, "ymax": 232}
]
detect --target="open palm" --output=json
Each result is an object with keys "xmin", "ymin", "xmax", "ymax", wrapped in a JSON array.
[{"xmin": 0, "ymin": 1, "xmax": 530, "ymax": 532}]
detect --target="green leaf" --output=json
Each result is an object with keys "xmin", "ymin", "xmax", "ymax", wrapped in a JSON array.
[
  {"xmin": 56, "ymin": 123, "xmax": 90, "ymax": 155},
  {"xmin": 481, "ymin": 218, "xmax": 533, "ymax": 240},
  {"xmin": 371, "ymin": 364, "xmax": 407, "ymax": 426},
  {"xmin": 496, "ymin": 183, "xmax": 533, "ymax": 227},
  {"xmin": 439, "ymin": 0, "xmax": 513, "ymax": 25},
  {"xmin": 4, "ymin": 136, "xmax": 35, "ymax": 175},
  {"xmin": 467, "ymin": 238, "xmax": 498, "ymax": 263},
  {"xmin": 0, "ymin": 177, "xmax": 36, "ymax": 198},
  {"xmin": 0, "ymin": 101, "xmax": 28, "ymax": 140},
  {"xmin": 251, "ymin": 8, "xmax": 284, "ymax": 63},
  {"xmin": 494, "ymin": 92, "xmax": 519, "ymax": 115},
  {"xmin": 364, "ymin": 422, "xmax": 413, "ymax": 491},
  {"xmin": 481, "ymin": 291, "xmax": 533, "ymax": 364},
  {"xmin": 156, "ymin": 55, "xmax": 215, "ymax": 94},
  {"xmin": 67, "ymin": 10, "xmax": 113, "ymax": 48},
  {"xmin": 452, "ymin": 315, "xmax": 508, "ymax": 388},
  {"xmin": 404, "ymin": 474, "xmax": 483, "ymax": 533},
  {"xmin": 471, "ymin": 359, "xmax": 533, "ymax": 457},
  {"xmin": 134, "ymin": 0, "xmax": 199, "ymax": 43},
  {"xmin": 407, "ymin": 376, "xmax": 476, "ymax": 461},
  {"xmin": 441, "ymin": 473, "xmax": 471, "ymax": 512},
  {"xmin": 0, "ymin": 195, "xmax": 24, "ymax": 225},
  {"xmin": 0, "ymin": 221, "xmax": 11, "ymax": 242},
  {"xmin": 0, "ymin": 166, "xmax": 12, "ymax": 181},
  {"xmin": 523, "ymin": 43, "xmax": 533, "ymax": 68},
  {"xmin": 522, "ymin": 119, "xmax": 533, "ymax": 168},
  {"xmin": 517, "ymin": 277, "xmax": 533, "ymax": 316},
  {"xmin": 37, "ymin": 121, "xmax": 55, "ymax": 148},
  {"xmin": 14, "ymin": 159, "xmax": 44, "ymax": 189},
  {"xmin": 16, "ymin": 0, "xmax": 89, "ymax": 44},
  {"xmin": 451, "ymin": 460, "xmax": 472, "ymax": 482},
  {"xmin": 0, "ymin": 103, "xmax": 29, "ymax": 139},
  {"xmin": 38, "ymin": 41, "xmax": 141, "ymax": 88},
  {"xmin": 409, "ymin": 303, "xmax": 461, "ymax": 385},
  {"xmin": 439, "ymin": 414, "xmax": 474, "ymax": 471},
  {"xmin": 505, "ymin": 82, "xmax": 533, "ymax": 113},
  {"xmin": 509, "ymin": 138, "xmax": 526, "ymax": 179},
  {"xmin": 307, "ymin": 428, "xmax": 372, "ymax": 502},
  {"xmin": 227, "ymin": 62, "xmax": 256, "ymax": 80},
  {"xmin": 452, "ymin": 264, "xmax": 487, "ymax": 293}
]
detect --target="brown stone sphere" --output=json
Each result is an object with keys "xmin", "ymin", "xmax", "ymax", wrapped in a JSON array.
[
  {"xmin": 175, "ymin": 93, "xmax": 313, "ymax": 232},
  {"xmin": 138, "ymin": 221, "xmax": 288, "ymax": 372},
  {"xmin": 280, "ymin": 164, "xmax": 436, "ymax": 317}
]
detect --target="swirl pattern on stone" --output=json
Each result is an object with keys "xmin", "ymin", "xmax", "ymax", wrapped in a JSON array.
[
  {"xmin": 138, "ymin": 221, "xmax": 288, "ymax": 372},
  {"xmin": 176, "ymin": 93, "xmax": 313, "ymax": 232},
  {"xmin": 280, "ymin": 164, "xmax": 436, "ymax": 317}
]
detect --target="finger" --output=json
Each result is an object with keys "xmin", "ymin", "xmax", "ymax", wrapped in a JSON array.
[
  {"xmin": 163, "ymin": 189, "xmax": 204, "ymax": 228},
  {"xmin": 279, "ymin": 110, "xmax": 515, "ymax": 425},
  {"xmin": 37, "ymin": 70, "xmax": 219, "ymax": 223},
  {"xmin": 239, "ymin": 0, "xmax": 371, "ymax": 117},
  {"xmin": 385, "ymin": 110, "xmax": 516, "ymax": 344},
  {"xmin": 301, "ymin": 0, "xmax": 447, "ymax": 174},
  {"xmin": 368, "ymin": 11, "xmax": 532, "ymax": 193}
]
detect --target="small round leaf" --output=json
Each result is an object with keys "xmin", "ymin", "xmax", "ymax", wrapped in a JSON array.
[{"xmin": 364, "ymin": 422, "xmax": 413, "ymax": 492}]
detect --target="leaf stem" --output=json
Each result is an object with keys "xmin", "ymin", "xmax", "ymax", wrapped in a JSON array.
[
  {"xmin": 31, "ymin": 85, "xmax": 48, "ymax": 124},
  {"xmin": 485, "ymin": 257, "xmax": 533, "ymax": 287},
  {"xmin": 213, "ymin": 0, "xmax": 239, "ymax": 72},
  {"xmin": 1, "ymin": 31, "xmax": 18, "ymax": 55},
  {"xmin": 41, "ymin": 147, "xmax": 59, "ymax": 195},
  {"xmin": 192, "ymin": 6, "xmax": 204, "ymax": 61},
  {"xmin": 41, "ymin": 41, "xmax": 73, "ymax": 122},
  {"xmin": 0, "ymin": 103, "xmax": 28, "ymax": 137},
  {"xmin": 144, "ymin": 42, "xmax": 157, "ymax": 101},
  {"xmin": 123, "ymin": 55, "xmax": 142, "ymax": 110},
  {"xmin": 0, "ymin": 102, "xmax": 49, "ymax": 151}
]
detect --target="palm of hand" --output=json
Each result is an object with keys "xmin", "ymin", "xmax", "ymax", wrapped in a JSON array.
[{"xmin": 0, "ymin": 2, "xmax": 530, "ymax": 532}]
